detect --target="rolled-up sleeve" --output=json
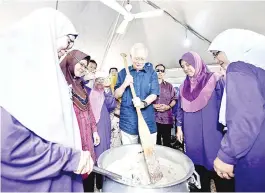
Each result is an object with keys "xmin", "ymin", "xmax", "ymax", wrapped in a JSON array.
[{"xmin": 150, "ymin": 71, "xmax": 160, "ymax": 96}]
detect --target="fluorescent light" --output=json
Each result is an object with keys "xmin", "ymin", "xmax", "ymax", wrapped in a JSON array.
[{"xmin": 183, "ymin": 38, "xmax": 191, "ymax": 47}]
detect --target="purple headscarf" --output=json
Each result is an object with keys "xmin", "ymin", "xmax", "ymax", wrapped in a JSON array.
[{"xmin": 179, "ymin": 52, "xmax": 220, "ymax": 112}]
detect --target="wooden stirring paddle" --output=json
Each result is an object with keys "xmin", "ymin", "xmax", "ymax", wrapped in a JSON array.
[{"xmin": 120, "ymin": 53, "xmax": 163, "ymax": 184}]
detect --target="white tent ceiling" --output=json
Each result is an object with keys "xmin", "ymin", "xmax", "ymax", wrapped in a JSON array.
[{"xmin": 1, "ymin": 0, "xmax": 265, "ymax": 84}]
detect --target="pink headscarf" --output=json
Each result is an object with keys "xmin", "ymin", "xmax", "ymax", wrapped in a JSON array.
[
  {"xmin": 89, "ymin": 71, "xmax": 106, "ymax": 123},
  {"xmin": 179, "ymin": 51, "xmax": 221, "ymax": 112}
]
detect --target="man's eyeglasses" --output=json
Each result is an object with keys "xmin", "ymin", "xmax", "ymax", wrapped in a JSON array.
[
  {"xmin": 212, "ymin": 51, "xmax": 221, "ymax": 57},
  {"xmin": 134, "ymin": 57, "xmax": 146, "ymax": 63},
  {"xmin": 156, "ymin": 69, "xmax": 165, "ymax": 73}
]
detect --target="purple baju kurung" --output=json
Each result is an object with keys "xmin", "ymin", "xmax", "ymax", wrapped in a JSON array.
[
  {"xmin": 176, "ymin": 79, "xmax": 224, "ymax": 170},
  {"xmin": 1, "ymin": 107, "xmax": 83, "ymax": 192},
  {"xmin": 218, "ymin": 62, "xmax": 265, "ymax": 192},
  {"xmin": 86, "ymin": 88, "xmax": 116, "ymax": 160}
]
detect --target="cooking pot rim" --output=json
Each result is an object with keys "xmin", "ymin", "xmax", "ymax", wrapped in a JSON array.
[{"xmin": 98, "ymin": 144, "xmax": 195, "ymax": 189}]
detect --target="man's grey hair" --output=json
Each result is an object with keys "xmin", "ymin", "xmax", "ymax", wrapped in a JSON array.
[{"xmin": 130, "ymin": 43, "xmax": 148, "ymax": 58}]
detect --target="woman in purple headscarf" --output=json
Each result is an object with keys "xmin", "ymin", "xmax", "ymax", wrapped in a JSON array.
[{"xmin": 175, "ymin": 51, "xmax": 234, "ymax": 192}]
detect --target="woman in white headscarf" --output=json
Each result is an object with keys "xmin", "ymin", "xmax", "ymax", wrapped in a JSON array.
[
  {"xmin": 0, "ymin": 8, "xmax": 94, "ymax": 192},
  {"xmin": 208, "ymin": 28, "xmax": 265, "ymax": 192}
]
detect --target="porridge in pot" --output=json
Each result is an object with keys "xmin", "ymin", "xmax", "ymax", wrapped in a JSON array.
[{"xmin": 106, "ymin": 152, "xmax": 187, "ymax": 187}]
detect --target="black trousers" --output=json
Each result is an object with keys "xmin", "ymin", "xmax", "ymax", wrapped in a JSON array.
[
  {"xmin": 83, "ymin": 172, "xmax": 103, "ymax": 192},
  {"xmin": 190, "ymin": 165, "xmax": 235, "ymax": 192},
  {"xmin": 156, "ymin": 123, "xmax": 172, "ymax": 147},
  {"xmin": 83, "ymin": 172, "xmax": 94, "ymax": 192},
  {"xmin": 95, "ymin": 174, "xmax": 103, "ymax": 190}
]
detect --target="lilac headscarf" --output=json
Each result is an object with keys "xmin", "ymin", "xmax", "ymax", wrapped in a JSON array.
[{"xmin": 179, "ymin": 52, "xmax": 220, "ymax": 112}]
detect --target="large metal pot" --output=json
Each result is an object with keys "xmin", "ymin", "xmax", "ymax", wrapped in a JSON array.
[{"xmin": 98, "ymin": 144, "xmax": 200, "ymax": 192}]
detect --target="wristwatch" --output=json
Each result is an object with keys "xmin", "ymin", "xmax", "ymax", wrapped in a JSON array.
[{"xmin": 142, "ymin": 100, "xmax": 148, "ymax": 108}]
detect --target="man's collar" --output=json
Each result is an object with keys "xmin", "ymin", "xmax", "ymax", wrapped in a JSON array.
[
  {"xmin": 129, "ymin": 63, "xmax": 148, "ymax": 73},
  {"xmin": 159, "ymin": 79, "xmax": 166, "ymax": 84}
]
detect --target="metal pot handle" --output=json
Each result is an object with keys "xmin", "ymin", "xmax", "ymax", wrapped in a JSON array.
[{"xmin": 188, "ymin": 171, "xmax": 201, "ymax": 190}]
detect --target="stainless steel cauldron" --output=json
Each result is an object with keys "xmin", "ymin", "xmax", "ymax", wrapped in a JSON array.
[{"xmin": 98, "ymin": 144, "xmax": 200, "ymax": 192}]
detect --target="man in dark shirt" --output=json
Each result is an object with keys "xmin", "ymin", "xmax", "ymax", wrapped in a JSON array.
[{"xmin": 153, "ymin": 64, "xmax": 177, "ymax": 147}]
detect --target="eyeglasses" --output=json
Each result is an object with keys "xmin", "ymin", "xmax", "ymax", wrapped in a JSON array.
[
  {"xmin": 156, "ymin": 69, "xmax": 165, "ymax": 73},
  {"xmin": 212, "ymin": 51, "xmax": 221, "ymax": 57},
  {"xmin": 79, "ymin": 62, "xmax": 89, "ymax": 72},
  {"xmin": 134, "ymin": 57, "xmax": 146, "ymax": 63},
  {"xmin": 65, "ymin": 35, "xmax": 75, "ymax": 50}
]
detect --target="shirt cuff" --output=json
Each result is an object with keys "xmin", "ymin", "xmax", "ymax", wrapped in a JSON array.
[
  {"xmin": 217, "ymin": 149, "xmax": 237, "ymax": 165},
  {"xmin": 176, "ymin": 121, "xmax": 182, "ymax": 127}
]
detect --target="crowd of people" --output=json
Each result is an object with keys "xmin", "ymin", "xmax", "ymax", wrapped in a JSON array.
[{"xmin": 1, "ymin": 8, "xmax": 265, "ymax": 192}]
